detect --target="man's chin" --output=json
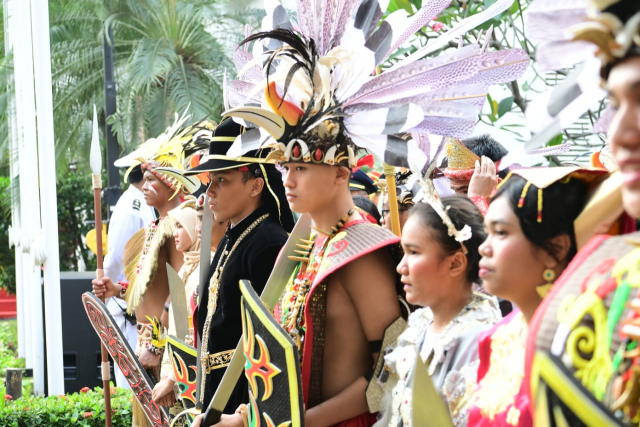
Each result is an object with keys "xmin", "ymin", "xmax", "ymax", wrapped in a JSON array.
[
  {"xmin": 211, "ymin": 210, "xmax": 229, "ymax": 223},
  {"xmin": 622, "ymin": 188, "xmax": 640, "ymax": 220},
  {"xmin": 287, "ymin": 199, "xmax": 308, "ymax": 214}
]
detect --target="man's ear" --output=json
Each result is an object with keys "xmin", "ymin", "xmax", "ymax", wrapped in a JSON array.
[
  {"xmin": 449, "ymin": 251, "xmax": 468, "ymax": 279},
  {"xmin": 250, "ymin": 177, "xmax": 265, "ymax": 198},
  {"xmin": 335, "ymin": 166, "xmax": 351, "ymax": 185}
]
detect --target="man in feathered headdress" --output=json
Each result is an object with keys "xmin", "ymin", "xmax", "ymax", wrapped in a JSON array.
[
  {"xmin": 93, "ymin": 113, "xmax": 211, "ymax": 426},
  {"xmin": 102, "ymin": 164, "xmax": 156, "ymax": 390}
]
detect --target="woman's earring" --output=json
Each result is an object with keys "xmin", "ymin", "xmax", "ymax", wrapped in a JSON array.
[{"xmin": 536, "ymin": 269, "xmax": 555, "ymax": 298}]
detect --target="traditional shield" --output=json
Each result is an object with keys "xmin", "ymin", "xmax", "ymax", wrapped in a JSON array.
[
  {"xmin": 82, "ymin": 292, "xmax": 170, "ymax": 427},
  {"xmin": 167, "ymin": 336, "xmax": 198, "ymax": 410},
  {"xmin": 531, "ymin": 352, "xmax": 622, "ymax": 427},
  {"xmin": 240, "ymin": 279, "xmax": 304, "ymax": 427},
  {"xmin": 200, "ymin": 214, "xmax": 311, "ymax": 426}
]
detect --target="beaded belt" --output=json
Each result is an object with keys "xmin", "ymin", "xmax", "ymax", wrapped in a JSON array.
[{"xmin": 201, "ymin": 349, "xmax": 234, "ymax": 374}]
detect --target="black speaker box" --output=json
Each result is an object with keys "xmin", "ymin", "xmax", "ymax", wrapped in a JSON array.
[{"xmin": 59, "ymin": 272, "xmax": 114, "ymax": 393}]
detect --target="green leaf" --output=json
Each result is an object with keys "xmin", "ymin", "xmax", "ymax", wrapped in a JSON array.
[
  {"xmin": 388, "ymin": 0, "xmax": 414, "ymax": 14},
  {"xmin": 546, "ymin": 134, "xmax": 564, "ymax": 147},
  {"xmin": 478, "ymin": 17, "xmax": 502, "ymax": 30},
  {"xmin": 509, "ymin": 1, "xmax": 520, "ymax": 15},
  {"xmin": 497, "ymin": 96, "xmax": 513, "ymax": 118}
]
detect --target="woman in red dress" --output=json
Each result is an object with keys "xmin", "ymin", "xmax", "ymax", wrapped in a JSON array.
[{"xmin": 467, "ymin": 168, "xmax": 602, "ymax": 426}]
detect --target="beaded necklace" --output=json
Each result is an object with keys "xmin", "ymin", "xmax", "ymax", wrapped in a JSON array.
[
  {"xmin": 198, "ymin": 213, "xmax": 269, "ymax": 402},
  {"xmin": 281, "ymin": 209, "xmax": 354, "ymax": 351},
  {"xmin": 136, "ymin": 217, "xmax": 165, "ymax": 274}
]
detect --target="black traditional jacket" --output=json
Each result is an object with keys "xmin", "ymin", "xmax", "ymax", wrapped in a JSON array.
[{"xmin": 196, "ymin": 204, "xmax": 288, "ymax": 412}]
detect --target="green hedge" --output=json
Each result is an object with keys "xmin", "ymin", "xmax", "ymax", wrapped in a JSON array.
[{"xmin": 0, "ymin": 386, "xmax": 132, "ymax": 427}]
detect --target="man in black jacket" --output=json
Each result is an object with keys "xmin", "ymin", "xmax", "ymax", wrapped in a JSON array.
[{"xmin": 185, "ymin": 119, "xmax": 295, "ymax": 419}]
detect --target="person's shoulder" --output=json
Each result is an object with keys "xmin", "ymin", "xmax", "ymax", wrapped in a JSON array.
[
  {"xmin": 114, "ymin": 186, "xmax": 146, "ymax": 213},
  {"xmin": 341, "ymin": 220, "xmax": 400, "ymax": 249},
  {"xmin": 252, "ymin": 217, "xmax": 289, "ymax": 244}
]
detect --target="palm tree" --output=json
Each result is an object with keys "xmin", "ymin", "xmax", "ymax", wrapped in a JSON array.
[
  {"xmin": 105, "ymin": 0, "xmax": 263, "ymax": 153},
  {"xmin": 1, "ymin": 0, "xmax": 262, "ymax": 177}
]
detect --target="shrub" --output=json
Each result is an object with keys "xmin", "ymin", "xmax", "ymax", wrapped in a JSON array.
[
  {"xmin": 0, "ymin": 177, "xmax": 15, "ymax": 295},
  {"xmin": 0, "ymin": 321, "xmax": 23, "ymax": 377},
  {"xmin": 0, "ymin": 386, "xmax": 132, "ymax": 427}
]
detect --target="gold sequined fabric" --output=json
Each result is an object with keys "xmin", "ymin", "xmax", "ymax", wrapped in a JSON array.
[{"xmin": 445, "ymin": 137, "xmax": 480, "ymax": 171}]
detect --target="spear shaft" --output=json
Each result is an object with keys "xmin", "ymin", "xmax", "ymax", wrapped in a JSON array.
[
  {"xmin": 91, "ymin": 106, "xmax": 113, "ymax": 427},
  {"xmin": 383, "ymin": 163, "xmax": 402, "ymax": 237}
]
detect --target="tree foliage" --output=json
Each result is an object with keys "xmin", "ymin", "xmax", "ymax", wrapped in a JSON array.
[{"xmin": 0, "ymin": 0, "xmax": 262, "ymax": 177}]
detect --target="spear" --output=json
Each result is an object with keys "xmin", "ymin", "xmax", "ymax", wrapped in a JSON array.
[{"xmin": 90, "ymin": 105, "xmax": 113, "ymax": 427}]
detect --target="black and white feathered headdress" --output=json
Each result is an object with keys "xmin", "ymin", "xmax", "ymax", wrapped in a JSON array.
[{"xmin": 222, "ymin": 0, "xmax": 530, "ymax": 169}]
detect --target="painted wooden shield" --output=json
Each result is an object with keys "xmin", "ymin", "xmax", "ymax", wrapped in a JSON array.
[
  {"xmin": 82, "ymin": 292, "xmax": 170, "ymax": 427},
  {"xmin": 240, "ymin": 280, "xmax": 304, "ymax": 427}
]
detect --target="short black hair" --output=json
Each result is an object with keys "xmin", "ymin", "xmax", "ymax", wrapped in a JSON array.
[
  {"xmin": 409, "ymin": 197, "xmax": 486, "ymax": 284},
  {"xmin": 463, "ymin": 134, "xmax": 508, "ymax": 162},
  {"xmin": 128, "ymin": 165, "xmax": 144, "ymax": 184},
  {"xmin": 353, "ymin": 195, "xmax": 381, "ymax": 225}
]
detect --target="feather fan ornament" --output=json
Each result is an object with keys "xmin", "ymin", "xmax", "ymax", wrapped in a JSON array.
[
  {"xmin": 115, "ymin": 112, "xmax": 217, "ymax": 197},
  {"xmin": 221, "ymin": 0, "xmax": 529, "ymax": 169}
]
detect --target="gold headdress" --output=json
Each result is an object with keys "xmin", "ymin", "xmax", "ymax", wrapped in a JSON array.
[
  {"xmin": 115, "ymin": 110, "xmax": 214, "ymax": 199},
  {"xmin": 443, "ymin": 137, "xmax": 481, "ymax": 181}
]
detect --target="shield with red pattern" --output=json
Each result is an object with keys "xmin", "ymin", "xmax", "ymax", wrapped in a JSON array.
[
  {"xmin": 240, "ymin": 280, "xmax": 304, "ymax": 427},
  {"xmin": 82, "ymin": 292, "xmax": 170, "ymax": 427}
]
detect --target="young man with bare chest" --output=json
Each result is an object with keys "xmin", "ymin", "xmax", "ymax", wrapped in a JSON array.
[
  {"xmin": 279, "ymin": 160, "xmax": 401, "ymax": 427},
  {"xmin": 217, "ymin": 102, "xmax": 404, "ymax": 427}
]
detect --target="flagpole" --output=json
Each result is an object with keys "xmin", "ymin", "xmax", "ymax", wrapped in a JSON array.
[{"xmin": 90, "ymin": 105, "xmax": 113, "ymax": 427}]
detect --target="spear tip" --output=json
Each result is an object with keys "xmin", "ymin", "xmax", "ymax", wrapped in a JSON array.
[{"xmin": 90, "ymin": 105, "xmax": 102, "ymax": 175}]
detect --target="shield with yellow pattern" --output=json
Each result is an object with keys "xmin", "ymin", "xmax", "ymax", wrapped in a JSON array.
[
  {"xmin": 166, "ymin": 336, "xmax": 198, "ymax": 425},
  {"xmin": 240, "ymin": 280, "xmax": 304, "ymax": 427}
]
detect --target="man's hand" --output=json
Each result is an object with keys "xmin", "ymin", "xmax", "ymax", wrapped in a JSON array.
[
  {"xmin": 138, "ymin": 348, "xmax": 161, "ymax": 370},
  {"xmin": 92, "ymin": 276, "xmax": 118, "ymax": 299},
  {"xmin": 468, "ymin": 156, "xmax": 498, "ymax": 198},
  {"xmin": 190, "ymin": 413, "xmax": 244, "ymax": 427},
  {"xmin": 152, "ymin": 377, "xmax": 176, "ymax": 408}
]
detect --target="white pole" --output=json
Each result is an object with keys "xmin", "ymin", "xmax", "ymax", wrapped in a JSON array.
[
  {"xmin": 29, "ymin": 0, "xmax": 64, "ymax": 395},
  {"xmin": 2, "ymin": 0, "xmax": 26, "ymax": 361},
  {"xmin": 11, "ymin": 0, "xmax": 45, "ymax": 396}
]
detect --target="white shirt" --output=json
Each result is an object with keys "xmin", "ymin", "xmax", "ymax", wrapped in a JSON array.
[{"xmin": 103, "ymin": 185, "xmax": 156, "ymax": 282}]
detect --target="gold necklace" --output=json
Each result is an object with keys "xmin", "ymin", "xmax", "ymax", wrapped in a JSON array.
[{"xmin": 199, "ymin": 213, "xmax": 269, "ymax": 402}]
